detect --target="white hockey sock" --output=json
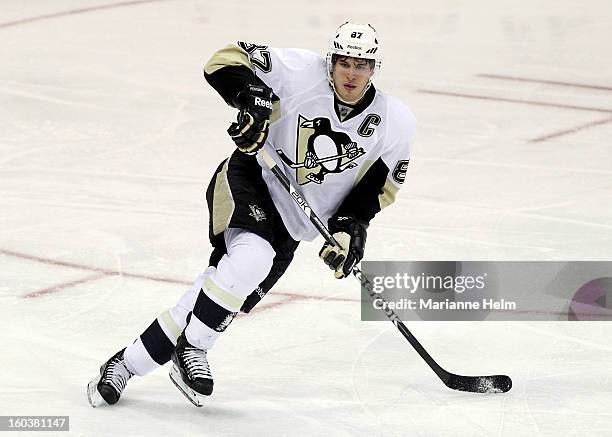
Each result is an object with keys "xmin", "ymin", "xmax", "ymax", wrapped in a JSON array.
[
  {"xmin": 186, "ymin": 228, "xmax": 276, "ymax": 348},
  {"xmin": 124, "ymin": 338, "xmax": 158, "ymax": 376},
  {"xmin": 184, "ymin": 314, "xmax": 224, "ymax": 350}
]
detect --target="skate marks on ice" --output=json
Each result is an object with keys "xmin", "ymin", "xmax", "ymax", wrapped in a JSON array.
[
  {"xmin": 0, "ymin": 0, "xmax": 173, "ymax": 29},
  {"xmin": 419, "ymin": 73, "xmax": 612, "ymax": 143},
  {"xmin": 348, "ymin": 324, "xmax": 513, "ymax": 437},
  {"xmin": 2, "ymin": 247, "xmax": 358, "ymax": 308}
]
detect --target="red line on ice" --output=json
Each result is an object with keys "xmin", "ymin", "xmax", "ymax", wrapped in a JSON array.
[
  {"xmin": 529, "ymin": 116, "xmax": 612, "ymax": 143},
  {"xmin": 0, "ymin": 0, "xmax": 170, "ymax": 29},
  {"xmin": 8, "ymin": 249, "xmax": 596, "ymax": 318},
  {"xmin": 418, "ymin": 90, "xmax": 612, "ymax": 114},
  {"xmin": 1, "ymin": 248, "xmax": 358, "ymax": 303},
  {"xmin": 0, "ymin": 248, "xmax": 189, "ymax": 287},
  {"xmin": 247, "ymin": 292, "xmax": 356, "ymax": 314},
  {"xmin": 23, "ymin": 272, "xmax": 113, "ymax": 298},
  {"xmin": 478, "ymin": 74, "xmax": 612, "ymax": 92},
  {"xmin": 247, "ymin": 294, "xmax": 306, "ymax": 315}
]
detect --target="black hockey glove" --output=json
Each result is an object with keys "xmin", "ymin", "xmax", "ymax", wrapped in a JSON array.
[
  {"xmin": 319, "ymin": 215, "xmax": 367, "ymax": 279},
  {"xmin": 227, "ymin": 83, "xmax": 274, "ymax": 155}
]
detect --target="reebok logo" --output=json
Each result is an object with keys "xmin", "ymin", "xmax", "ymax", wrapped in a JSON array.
[
  {"xmin": 347, "ymin": 44, "xmax": 362, "ymax": 50},
  {"xmin": 254, "ymin": 97, "xmax": 273, "ymax": 109}
]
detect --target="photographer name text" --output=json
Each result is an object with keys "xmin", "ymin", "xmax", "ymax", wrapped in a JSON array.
[{"xmin": 372, "ymin": 297, "xmax": 516, "ymax": 311}]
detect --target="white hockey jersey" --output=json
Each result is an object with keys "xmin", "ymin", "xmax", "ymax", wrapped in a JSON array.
[{"xmin": 215, "ymin": 43, "xmax": 416, "ymax": 242}]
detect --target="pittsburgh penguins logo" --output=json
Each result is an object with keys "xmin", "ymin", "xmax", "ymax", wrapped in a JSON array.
[
  {"xmin": 276, "ymin": 115, "xmax": 365, "ymax": 185},
  {"xmin": 237, "ymin": 42, "xmax": 272, "ymax": 73}
]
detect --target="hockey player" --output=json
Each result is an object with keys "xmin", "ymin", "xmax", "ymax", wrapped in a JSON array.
[{"xmin": 87, "ymin": 22, "xmax": 415, "ymax": 408}]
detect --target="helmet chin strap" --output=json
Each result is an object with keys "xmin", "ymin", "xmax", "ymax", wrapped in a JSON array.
[{"xmin": 330, "ymin": 79, "xmax": 373, "ymax": 105}]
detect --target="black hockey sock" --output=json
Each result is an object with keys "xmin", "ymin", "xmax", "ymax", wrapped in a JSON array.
[{"xmin": 192, "ymin": 289, "xmax": 237, "ymax": 332}]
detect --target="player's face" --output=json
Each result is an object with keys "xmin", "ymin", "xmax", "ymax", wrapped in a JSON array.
[{"xmin": 332, "ymin": 56, "xmax": 374, "ymax": 103}]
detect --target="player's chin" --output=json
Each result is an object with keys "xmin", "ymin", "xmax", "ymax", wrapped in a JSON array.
[{"xmin": 340, "ymin": 89, "xmax": 358, "ymax": 101}]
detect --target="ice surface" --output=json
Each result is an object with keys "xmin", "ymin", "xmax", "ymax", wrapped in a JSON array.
[{"xmin": 1, "ymin": 1, "xmax": 611, "ymax": 436}]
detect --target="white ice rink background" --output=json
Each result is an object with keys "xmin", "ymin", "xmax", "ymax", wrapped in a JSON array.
[{"xmin": 1, "ymin": 0, "xmax": 611, "ymax": 435}]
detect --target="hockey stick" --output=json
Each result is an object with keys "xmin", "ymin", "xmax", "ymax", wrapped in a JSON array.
[
  {"xmin": 276, "ymin": 149, "xmax": 364, "ymax": 169},
  {"xmin": 259, "ymin": 148, "xmax": 512, "ymax": 394},
  {"xmin": 276, "ymin": 149, "xmax": 349, "ymax": 168}
]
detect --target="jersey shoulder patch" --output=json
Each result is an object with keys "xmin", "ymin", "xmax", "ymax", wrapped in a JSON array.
[
  {"xmin": 237, "ymin": 42, "xmax": 272, "ymax": 73},
  {"xmin": 392, "ymin": 160, "xmax": 410, "ymax": 184}
]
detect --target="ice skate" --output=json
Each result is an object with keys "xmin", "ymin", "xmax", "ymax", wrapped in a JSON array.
[
  {"xmin": 87, "ymin": 348, "xmax": 134, "ymax": 407},
  {"xmin": 169, "ymin": 333, "xmax": 213, "ymax": 407}
]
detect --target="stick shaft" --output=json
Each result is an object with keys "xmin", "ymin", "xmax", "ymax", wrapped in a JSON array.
[{"xmin": 259, "ymin": 148, "xmax": 448, "ymax": 381}]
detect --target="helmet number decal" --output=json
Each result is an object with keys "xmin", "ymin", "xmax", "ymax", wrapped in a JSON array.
[
  {"xmin": 237, "ymin": 42, "xmax": 272, "ymax": 73},
  {"xmin": 350, "ymin": 32, "xmax": 363, "ymax": 38}
]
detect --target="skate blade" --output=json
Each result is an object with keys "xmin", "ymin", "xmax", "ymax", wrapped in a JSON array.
[
  {"xmin": 169, "ymin": 365, "xmax": 208, "ymax": 408},
  {"xmin": 87, "ymin": 375, "xmax": 105, "ymax": 407}
]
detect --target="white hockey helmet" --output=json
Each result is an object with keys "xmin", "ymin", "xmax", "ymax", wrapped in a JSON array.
[{"xmin": 326, "ymin": 22, "xmax": 382, "ymax": 101}]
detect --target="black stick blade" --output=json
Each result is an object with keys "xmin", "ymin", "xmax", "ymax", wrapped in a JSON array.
[{"xmin": 444, "ymin": 374, "xmax": 512, "ymax": 393}]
